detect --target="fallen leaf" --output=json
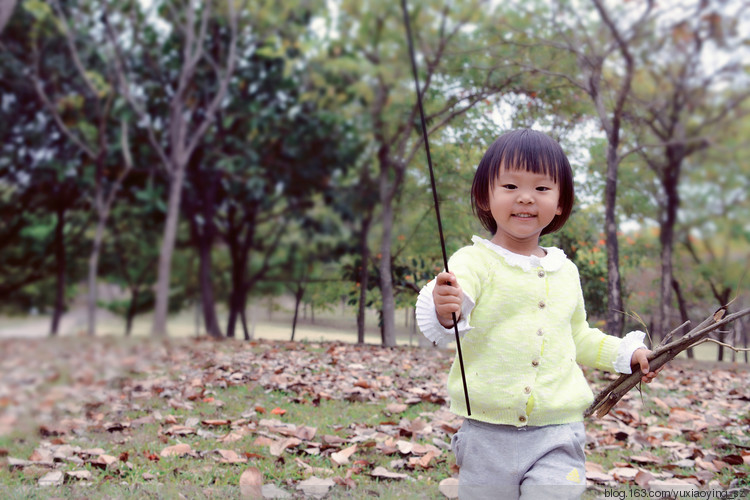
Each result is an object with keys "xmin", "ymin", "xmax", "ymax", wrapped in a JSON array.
[
  {"xmin": 296, "ymin": 476, "xmax": 335, "ymax": 498},
  {"xmin": 396, "ymin": 440, "xmax": 413, "ymax": 454},
  {"xmin": 38, "ymin": 471, "xmax": 64, "ymax": 487},
  {"xmin": 239, "ymin": 466, "xmax": 263, "ymax": 498},
  {"xmin": 66, "ymin": 470, "xmax": 93, "ymax": 481},
  {"xmin": 385, "ymin": 403, "xmax": 408, "ymax": 414},
  {"xmin": 160, "ymin": 443, "xmax": 192, "ymax": 457},
  {"xmin": 610, "ymin": 467, "xmax": 640, "ymax": 482},
  {"xmin": 634, "ymin": 470, "xmax": 655, "ymax": 488},
  {"xmin": 92, "ymin": 454, "xmax": 118, "ymax": 468},
  {"xmin": 164, "ymin": 425, "xmax": 196, "ymax": 436},
  {"xmin": 217, "ymin": 449, "xmax": 248, "ymax": 464},
  {"xmin": 417, "ymin": 451, "xmax": 436, "ymax": 468},
  {"xmin": 371, "ymin": 466, "xmax": 408, "ymax": 480},
  {"xmin": 269, "ymin": 437, "xmax": 301, "ymax": 457},
  {"xmin": 629, "ymin": 452, "xmax": 662, "ymax": 465},
  {"xmin": 202, "ymin": 419, "xmax": 231, "ymax": 426},
  {"xmin": 261, "ymin": 483, "xmax": 291, "ymax": 498},
  {"xmin": 439, "ymin": 477, "xmax": 459, "ymax": 498},
  {"xmin": 271, "ymin": 407, "xmax": 286, "ymax": 416},
  {"xmin": 295, "ymin": 425, "xmax": 317, "ymax": 440},
  {"xmin": 330, "ymin": 444, "xmax": 357, "ymax": 466}
]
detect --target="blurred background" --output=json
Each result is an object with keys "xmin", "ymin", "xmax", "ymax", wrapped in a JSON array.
[{"xmin": 0, "ymin": 0, "xmax": 748, "ymax": 360}]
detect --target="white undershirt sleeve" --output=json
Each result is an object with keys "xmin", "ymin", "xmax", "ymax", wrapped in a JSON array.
[
  {"xmin": 415, "ymin": 279, "xmax": 475, "ymax": 347},
  {"xmin": 613, "ymin": 330, "xmax": 649, "ymax": 374}
]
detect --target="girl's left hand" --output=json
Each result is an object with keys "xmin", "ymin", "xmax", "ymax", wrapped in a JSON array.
[{"xmin": 631, "ymin": 348, "xmax": 662, "ymax": 383}]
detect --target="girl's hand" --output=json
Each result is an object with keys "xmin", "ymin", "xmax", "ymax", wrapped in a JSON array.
[
  {"xmin": 631, "ymin": 348, "xmax": 662, "ymax": 383},
  {"xmin": 433, "ymin": 272, "xmax": 463, "ymax": 328}
]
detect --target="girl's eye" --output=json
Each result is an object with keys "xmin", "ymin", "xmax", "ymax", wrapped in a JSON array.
[
  {"xmin": 503, "ymin": 184, "xmax": 517, "ymax": 189},
  {"xmin": 536, "ymin": 186, "xmax": 551, "ymax": 191}
]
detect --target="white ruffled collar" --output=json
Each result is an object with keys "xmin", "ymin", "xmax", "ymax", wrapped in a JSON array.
[{"xmin": 472, "ymin": 235, "xmax": 567, "ymax": 272}]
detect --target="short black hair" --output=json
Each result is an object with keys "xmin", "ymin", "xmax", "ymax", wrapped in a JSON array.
[{"xmin": 470, "ymin": 129, "xmax": 574, "ymax": 236}]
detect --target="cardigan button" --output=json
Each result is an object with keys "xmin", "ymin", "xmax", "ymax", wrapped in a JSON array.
[
  {"xmin": 536, "ymin": 329, "xmax": 544, "ymax": 336},
  {"xmin": 519, "ymin": 416, "xmax": 527, "ymax": 423},
  {"xmin": 524, "ymin": 386, "xmax": 531, "ymax": 394},
  {"xmin": 531, "ymin": 360, "xmax": 539, "ymax": 367},
  {"xmin": 538, "ymin": 270, "xmax": 545, "ymax": 278},
  {"xmin": 538, "ymin": 300, "xmax": 546, "ymax": 309}
]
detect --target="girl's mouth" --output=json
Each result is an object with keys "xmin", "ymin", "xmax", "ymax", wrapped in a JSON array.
[{"xmin": 513, "ymin": 213, "xmax": 537, "ymax": 218}]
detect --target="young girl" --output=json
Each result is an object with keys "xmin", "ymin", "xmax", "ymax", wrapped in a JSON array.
[{"xmin": 416, "ymin": 129, "xmax": 660, "ymax": 499}]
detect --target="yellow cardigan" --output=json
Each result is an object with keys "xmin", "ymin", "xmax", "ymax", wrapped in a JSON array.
[{"xmin": 442, "ymin": 239, "xmax": 621, "ymax": 427}]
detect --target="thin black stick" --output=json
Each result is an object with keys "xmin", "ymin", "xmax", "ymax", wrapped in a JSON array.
[{"xmin": 400, "ymin": 0, "xmax": 471, "ymax": 416}]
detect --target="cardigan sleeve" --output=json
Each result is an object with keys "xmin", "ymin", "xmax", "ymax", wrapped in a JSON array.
[
  {"xmin": 568, "ymin": 264, "xmax": 621, "ymax": 372},
  {"xmin": 414, "ymin": 245, "xmax": 484, "ymax": 346}
]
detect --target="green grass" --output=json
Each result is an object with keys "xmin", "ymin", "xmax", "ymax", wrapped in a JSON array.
[
  {"xmin": 1, "ymin": 336, "xmax": 748, "ymax": 499},
  {"xmin": 0, "ymin": 380, "xmax": 453, "ymax": 498}
]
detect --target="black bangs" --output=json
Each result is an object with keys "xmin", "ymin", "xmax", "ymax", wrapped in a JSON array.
[
  {"xmin": 471, "ymin": 129, "xmax": 575, "ymax": 236},
  {"xmin": 484, "ymin": 130, "xmax": 567, "ymax": 186}
]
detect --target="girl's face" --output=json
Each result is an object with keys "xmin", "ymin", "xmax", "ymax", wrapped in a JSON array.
[{"xmin": 487, "ymin": 166, "xmax": 562, "ymax": 255}]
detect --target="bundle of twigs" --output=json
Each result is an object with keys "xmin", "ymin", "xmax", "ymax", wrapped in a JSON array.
[{"xmin": 585, "ymin": 305, "xmax": 750, "ymax": 419}]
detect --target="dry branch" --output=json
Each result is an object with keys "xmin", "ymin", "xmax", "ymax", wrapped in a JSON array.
[{"xmin": 585, "ymin": 305, "xmax": 750, "ymax": 419}]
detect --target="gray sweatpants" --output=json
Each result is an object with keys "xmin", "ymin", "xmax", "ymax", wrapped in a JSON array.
[{"xmin": 450, "ymin": 419, "xmax": 587, "ymax": 500}]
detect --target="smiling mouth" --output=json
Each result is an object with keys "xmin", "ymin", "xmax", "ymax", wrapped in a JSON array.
[{"xmin": 512, "ymin": 213, "xmax": 537, "ymax": 218}]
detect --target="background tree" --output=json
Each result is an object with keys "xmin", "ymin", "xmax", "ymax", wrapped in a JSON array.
[
  {"xmin": 103, "ymin": 0, "xmax": 240, "ymax": 336},
  {"xmin": 625, "ymin": 1, "xmax": 750, "ymax": 340},
  {"xmin": 495, "ymin": 0, "xmax": 656, "ymax": 336}
]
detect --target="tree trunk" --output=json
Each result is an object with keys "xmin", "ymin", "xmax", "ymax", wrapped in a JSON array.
[
  {"xmin": 125, "ymin": 288, "xmax": 138, "ymax": 336},
  {"xmin": 378, "ymin": 166, "xmax": 397, "ymax": 347},
  {"xmin": 152, "ymin": 165, "xmax": 187, "ymax": 336},
  {"xmin": 357, "ymin": 212, "xmax": 372, "ymax": 344},
  {"xmin": 604, "ymin": 146, "xmax": 624, "ymax": 337},
  {"xmin": 657, "ymin": 161, "xmax": 680, "ymax": 342},
  {"xmin": 87, "ymin": 214, "xmax": 107, "ymax": 337},
  {"xmin": 50, "ymin": 205, "xmax": 66, "ymax": 336},
  {"xmin": 291, "ymin": 284, "xmax": 305, "ymax": 341},
  {"xmin": 0, "ymin": 0, "xmax": 18, "ymax": 36},
  {"xmin": 226, "ymin": 287, "xmax": 240, "ymax": 339},
  {"xmin": 197, "ymin": 234, "xmax": 222, "ymax": 338},
  {"xmin": 240, "ymin": 306, "xmax": 250, "ymax": 341},
  {"xmin": 671, "ymin": 278, "xmax": 693, "ymax": 359}
]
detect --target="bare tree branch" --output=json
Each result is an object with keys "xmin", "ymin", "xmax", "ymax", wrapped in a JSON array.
[{"xmin": 586, "ymin": 305, "xmax": 750, "ymax": 418}]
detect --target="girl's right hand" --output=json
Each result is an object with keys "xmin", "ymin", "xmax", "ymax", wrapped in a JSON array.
[{"xmin": 433, "ymin": 272, "xmax": 464, "ymax": 328}]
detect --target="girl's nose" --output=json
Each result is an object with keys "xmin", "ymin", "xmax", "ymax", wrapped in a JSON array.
[{"xmin": 517, "ymin": 189, "xmax": 534, "ymax": 203}]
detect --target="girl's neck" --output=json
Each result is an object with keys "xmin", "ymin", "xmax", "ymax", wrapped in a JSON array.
[{"xmin": 489, "ymin": 235, "xmax": 546, "ymax": 258}]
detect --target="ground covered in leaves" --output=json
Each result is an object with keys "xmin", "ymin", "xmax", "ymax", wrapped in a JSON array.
[{"xmin": 1, "ymin": 337, "xmax": 749, "ymax": 499}]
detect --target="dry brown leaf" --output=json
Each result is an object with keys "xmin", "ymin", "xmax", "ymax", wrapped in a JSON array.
[
  {"xmin": 330, "ymin": 444, "xmax": 357, "ymax": 466},
  {"xmin": 371, "ymin": 466, "xmax": 408, "ymax": 480},
  {"xmin": 253, "ymin": 436, "xmax": 274, "ymax": 447},
  {"xmin": 634, "ymin": 470, "xmax": 655, "ymax": 488},
  {"xmin": 610, "ymin": 467, "xmax": 640, "ymax": 482},
  {"xmin": 160, "ymin": 443, "xmax": 192, "ymax": 457},
  {"xmin": 165, "ymin": 425, "xmax": 196, "ymax": 436},
  {"xmin": 239, "ymin": 466, "xmax": 263, "ymax": 498},
  {"xmin": 269, "ymin": 437, "xmax": 301, "ymax": 457},
  {"xmin": 216, "ymin": 449, "xmax": 247, "ymax": 464},
  {"xmin": 385, "ymin": 403, "xmax": 408, "ymax": 414},
  {"xmin": 296, "ymin": 476, "xmax": 335, "ymax": 498},
  {"xmin": 396, "ymin": 440, "xmax": 413, "ymax": 454},
  {"xmin": 218, "ymin": 429, "xmax": 249, "ymax": 443},
  {"xmin": 66, "ymin": 470, "xmax": 93, "ymax": 481},
  {"xmin": 202, "ymin": 419, "xmax": 231, "ymax": 426},
  {"xmin": 628, "ymin": 452, "xmax": 662, "ymax": 465},
  {"xmin": 295, "ymin": 425, "xmax": 317, "ymax": 441},
  {"xmin": 439, "ymin": 477, "xmax": 459, "ymax": 498},
  {"xmin": 417, "ymin": 451, "xmax": 436, "ymax": 468},
  {"xmin": 93, "ymin": 454, "xmax": 118, "ymax": 468},
  {"xmin": 38, "ymin": 470, "xmax": 64, "ymax": 487}
]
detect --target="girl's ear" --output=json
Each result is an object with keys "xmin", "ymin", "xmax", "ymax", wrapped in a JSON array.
[{"xmin": 556, "ymin": 204, "xmax": 562, "ymax": 216}]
